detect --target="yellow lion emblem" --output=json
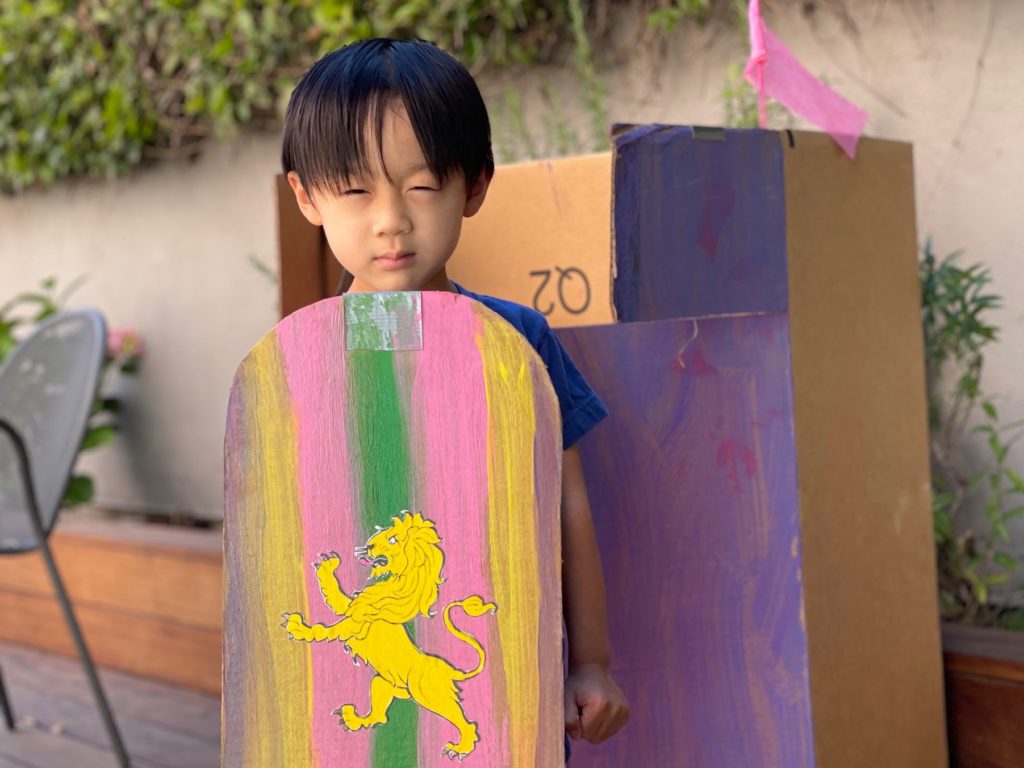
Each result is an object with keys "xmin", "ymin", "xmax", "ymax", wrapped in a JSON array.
[{"xmin": 282, "ymin": 511, "xmax": 496, "ymax": 759}]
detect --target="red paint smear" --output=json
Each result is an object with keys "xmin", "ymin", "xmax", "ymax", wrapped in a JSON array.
[
  {"xmin": 697, "ymin": 186, "xmax": 736, "ymax": 262},
  {"xmin": 716, "ymin": 440, "xmax": 758, "ymax": 494},
  {"xmin": 752, "ymin": 408, "xmax": 785, "ymax": 428},
  {"xmin": 679, "ymin": 344, "xmax": 718, "ymax": 375}
]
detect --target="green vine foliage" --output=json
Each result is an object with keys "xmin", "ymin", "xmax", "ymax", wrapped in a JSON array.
[
  {"xmin": 1, "ymin": 0, "xmax": 751, "ymax": 192},
  {"xmin": 0, "ymin": 0, "xmax": 569, "ymax": 193}
]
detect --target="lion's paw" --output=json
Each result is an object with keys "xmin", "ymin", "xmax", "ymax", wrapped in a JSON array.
[
  {"xmin": 334, "ymin": 704, "xmax": 365, "ymax": 732},
  {"xmin": 281, "ymin": 613, "xmax": 309, "ymax": 640},
  {"xmin": 442, "ymin": 741, "xmax": 475, "ymax": 761},
  {"xmin": 442, "ymin": 746, "xmax": 468, "ymax": 762},
  {"xmin": 313, "ymin": 551, "xmax": 341, "ymax": 576}
]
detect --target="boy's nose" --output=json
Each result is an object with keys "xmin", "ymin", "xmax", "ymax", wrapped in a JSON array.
[{"xmin": 373, "ymin": 199, "xmax": 412, "ymax": 237}]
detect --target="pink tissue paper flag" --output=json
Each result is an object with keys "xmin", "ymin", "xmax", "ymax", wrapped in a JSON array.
[{"xmin": 744, "ymin": 0, "xmax": 868, "ymax": 158}]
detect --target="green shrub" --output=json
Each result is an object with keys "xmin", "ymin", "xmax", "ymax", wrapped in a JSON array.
[
  {"xmin": 921, "ymin": 239, "xmax": 1024, "ymax": 629},
  {"xmin": 0, "ymin": 0, "xmax": 568, "ymax": 192},
  {"xmin": 1, "ymin": 0, "xmax": 750, "ymax": 191}
]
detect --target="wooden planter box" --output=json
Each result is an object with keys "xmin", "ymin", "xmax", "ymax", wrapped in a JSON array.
[
  {"xmin": 943, "ymin": 622, "xmax": 1024, "ymax": 767},
  {"xmin": 0, "ymin": 517, "xmax": 222, "ymax": 694}
]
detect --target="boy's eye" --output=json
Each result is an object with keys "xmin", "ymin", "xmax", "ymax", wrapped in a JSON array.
[
  {"xmin": 410, "ymin": 186, "xmax": 438, "ymax": 192},
  {"xmin": 342, "ymin": 188, "xmax": 367, "ymax": 196}
]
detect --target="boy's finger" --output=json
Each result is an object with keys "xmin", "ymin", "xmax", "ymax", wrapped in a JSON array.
[
  {"xmin": 585, "ymin": 701, "xmax": 628, "ymax": 744},
  {"xmin": 579, "ymin": 699, "xmax": 605, "ymax": 741},
  {"xmin": 564, "ymin": 692, "xmax": 582, "ymax": 739}
]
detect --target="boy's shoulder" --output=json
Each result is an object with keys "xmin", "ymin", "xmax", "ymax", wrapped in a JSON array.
[{"xmin": 451, "ymin": 282, "xmax": 551, "ymax": 341}]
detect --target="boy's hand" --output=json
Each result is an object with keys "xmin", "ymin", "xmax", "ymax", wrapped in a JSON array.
[{"xmin": 564, "ymin": 662, "xmax": 630, "ymax": 744}]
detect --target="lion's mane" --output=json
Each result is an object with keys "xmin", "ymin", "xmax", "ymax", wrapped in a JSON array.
[{"xmin": 345, "ymin": 512, "xmax": 445, "ymax": 631}]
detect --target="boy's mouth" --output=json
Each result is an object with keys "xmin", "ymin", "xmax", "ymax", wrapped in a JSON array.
[{"xmin": 375, "ymin": 251, "xmax": 415, "ymax": 270}]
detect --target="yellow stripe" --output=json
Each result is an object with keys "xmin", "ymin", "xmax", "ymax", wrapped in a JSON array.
[
  {"xmin": 476, "ymin": 314, "xmax": 540, "ymax": 766},
  {"xmin": 248, "ymin": 337, "xmax": 312, "ymax": 765}
]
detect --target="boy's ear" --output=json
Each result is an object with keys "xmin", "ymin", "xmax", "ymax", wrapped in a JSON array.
[
  {"xmin": 287, "ymin": 171, "xmax": 323, "ymax": 227},
  {"xmin": 463, "ymin": 170, "xmax": 492, "ymax": 218}
]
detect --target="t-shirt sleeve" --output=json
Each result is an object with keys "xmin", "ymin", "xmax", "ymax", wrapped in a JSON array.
[{"xmin": 535, "ymin": 325, "xmax": 609, "ymax": 449}]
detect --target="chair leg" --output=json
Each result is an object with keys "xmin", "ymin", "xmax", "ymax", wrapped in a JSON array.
[
  {"xmin": 0, "ymin": 664, "xmax": 15, "ymax": 730},
  {"xmin": 36, "ymin": 536, "xmax": 132, "ymax": 767}
]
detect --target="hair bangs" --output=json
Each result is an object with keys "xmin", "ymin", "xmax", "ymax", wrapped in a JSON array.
[
  {"xmin": 282, "ymin": 44, "xmax": 393, "ymax": 196},
  {"xmin": 282, "ymin": 39, "xmax": 494, "ymax": 197}
]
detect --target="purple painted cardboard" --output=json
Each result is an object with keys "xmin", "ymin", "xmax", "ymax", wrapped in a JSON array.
[
  {"xmin": 612, "ymin": 125, "xmax": 788, "ymax": 321},
  {"xmin": 557, "ymin": 313, "xmax": 815, "ymax": 767}
]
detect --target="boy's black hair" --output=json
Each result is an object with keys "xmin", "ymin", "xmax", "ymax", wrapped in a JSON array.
[{"xmin": 282, "ymin": 38, "xmax": 494, "ymax": 196}]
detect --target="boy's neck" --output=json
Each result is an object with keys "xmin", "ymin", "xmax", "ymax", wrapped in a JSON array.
[
  {"xmin": 348, "ymin": 270, "xmax": 457, "ymax": 294},
  {"xmin": 419, "ymin": 270, "xmax": 458, "ymax": 293}
]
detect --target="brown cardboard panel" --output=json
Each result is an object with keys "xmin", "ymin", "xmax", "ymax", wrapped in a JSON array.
[
  {"xmin": 448, "ymin": 152, "xmax": 613, "ymax": 327},
  {"xmin": 277, "ymin": 174, "xmax": 328, "ymax": 317},
  {"xmin": 323, "ymin": 244, "xmax": 344, "ymax": 295},
  {"xmin": 784, "ymin": 131, "xmax": 947, "ymax": 767}
]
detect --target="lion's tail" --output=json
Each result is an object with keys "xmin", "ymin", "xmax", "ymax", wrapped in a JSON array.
[{"xmin": 444, "ymin": 595, "xmax": 497, "ymax": 682}]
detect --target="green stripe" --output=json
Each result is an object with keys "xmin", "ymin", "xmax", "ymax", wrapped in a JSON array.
[{"xmin": 348, "ymin": 324, "xmax": 418, "ymax": 767}]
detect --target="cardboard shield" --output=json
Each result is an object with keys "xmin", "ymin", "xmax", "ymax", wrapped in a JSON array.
[{"xmin": 223, "ymin": 292, "xmax": 563, "ymax": 767}]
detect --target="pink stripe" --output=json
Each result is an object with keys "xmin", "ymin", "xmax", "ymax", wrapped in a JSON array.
[
  {"xmin": 278, "ymin": 300, "xmax": 372, "ymax": 767},
  {"xmin": 411, "ymin": 293, "xmax": 506, "ymax": 766}
]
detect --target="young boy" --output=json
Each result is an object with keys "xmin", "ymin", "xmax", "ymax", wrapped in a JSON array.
[{"xmin": 282, "ymin": 38, "xmax": 629, "ymax": 758}]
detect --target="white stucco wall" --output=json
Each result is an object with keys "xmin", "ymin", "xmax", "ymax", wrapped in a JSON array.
[
  {"xmin": 0, "ymin": 1, "xmax": 1020, "ymax": 540},
  {"xmin": 0, "ymin": 135, "xmax": 281, "ymax": 518}
]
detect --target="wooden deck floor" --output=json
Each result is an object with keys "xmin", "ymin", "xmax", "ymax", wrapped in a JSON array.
[{"xmin": 0, "ymin": 643, "xmax": 218, "ymax": 768}]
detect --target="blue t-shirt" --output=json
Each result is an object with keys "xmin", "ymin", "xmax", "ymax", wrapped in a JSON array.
[{"xmin": 453, "ymin": 282, "xmax": 609, "ymax": 449}]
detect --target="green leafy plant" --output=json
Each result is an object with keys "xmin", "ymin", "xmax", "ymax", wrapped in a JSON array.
[
  {"xmin": 567, "ymin": 0, "xmax": 608, "ymax": 152},
  {"xmin": 0, "ymin": 277, "xmax": 143, "ymax": 508},
  {"xmin": 492, "ymin": 80, "xmax": 591, "ymax": 164},
  {"xmin": 0, "ymin": 0, "xmax": 569, "ymax": 192},
  {"xmin": 494, "ymin": 87, "xmax": 540, "ymax": 163},
  {"xmin": 921, "ymin": 239, "xmax": 1024, "ymax": 629},
  {"xmin": 3, "ymin": 0, "xmax": 755, "ymax": 190},
  {"xmin": 481, "ymin": 0, "xmax": 607, "ymax": 164},
  {"xmin": 646, "ymin": 0, "xmax": 712, "ymax": 32}
]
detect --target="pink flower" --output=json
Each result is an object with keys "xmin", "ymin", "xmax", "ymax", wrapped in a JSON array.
[{"xmin": 107, "ymin": 328, "xmax": 145, "ymax": 360}]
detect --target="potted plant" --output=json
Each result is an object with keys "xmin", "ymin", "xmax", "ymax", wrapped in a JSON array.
[{"xmin": 920, "ymin": 240, "xmax": 1024, "ymax": 764}]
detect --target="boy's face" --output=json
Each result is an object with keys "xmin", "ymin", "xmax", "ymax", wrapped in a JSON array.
[{"xmin": 288, "ymin": 101, "xmax": 489, "ymax": 294}]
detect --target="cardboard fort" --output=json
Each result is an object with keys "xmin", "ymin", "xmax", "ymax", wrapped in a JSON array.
[{"xmin": 275, "ymin": 127, "xmax": 947, "ymax": 767}]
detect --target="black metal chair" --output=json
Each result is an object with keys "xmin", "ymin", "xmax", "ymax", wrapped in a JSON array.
[{"xmin": 0, "ymin": 309, "xmax": 130, "ymax": 767}]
